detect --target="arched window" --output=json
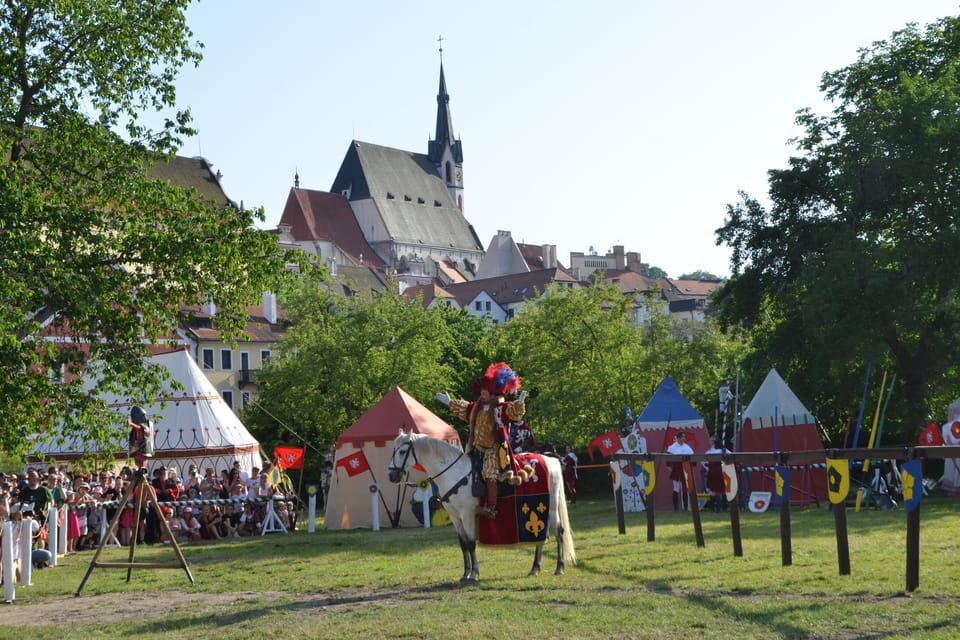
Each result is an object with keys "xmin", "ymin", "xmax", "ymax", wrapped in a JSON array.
[{"xmin": 445, "ymin": 161, "xmax": 452, "ymax": 183}]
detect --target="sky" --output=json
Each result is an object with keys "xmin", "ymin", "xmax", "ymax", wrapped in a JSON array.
[{"xmin": 172, "ymin": 1, "xmax": 960, "ymax": 279}]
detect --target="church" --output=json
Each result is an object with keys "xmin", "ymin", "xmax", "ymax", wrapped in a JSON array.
[{"xmin": 276, "ymin": 61, "xmax": 485, "ymax": 290}]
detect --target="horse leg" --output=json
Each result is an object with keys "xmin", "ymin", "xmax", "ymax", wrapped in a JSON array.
[
  {"xmin": 459, "ymin": 537, "xmax": 479, "ymax": 583},
  {"xmin": 554, "ymin": 522, "xmax": 566, "ymax": 575},
  {"xmin": 529, "ymin": 544, "xmax": 543, "ymax": 576}
]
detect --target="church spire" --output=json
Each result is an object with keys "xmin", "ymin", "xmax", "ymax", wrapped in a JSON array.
[{"xmin": 428, "ymin": 37, "xmax": 464, "ymax": 211}]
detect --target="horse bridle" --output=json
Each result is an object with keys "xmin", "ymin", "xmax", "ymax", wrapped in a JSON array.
[{"xmin": 390, "ymin": 437, "xmax": 469, "ymax": 503}]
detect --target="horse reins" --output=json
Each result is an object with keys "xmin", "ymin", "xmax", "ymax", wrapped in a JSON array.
[{"xmin": 392, "ymin": 439, "xmax": 469, "ymax": 503}]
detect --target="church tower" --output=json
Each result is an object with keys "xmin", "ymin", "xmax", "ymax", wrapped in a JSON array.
[{"xmin": 427, "ymin": 47, "xmax": 464, "ymax": 212}]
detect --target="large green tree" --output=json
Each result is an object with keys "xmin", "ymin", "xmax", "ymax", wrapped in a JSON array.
[
  {"xmin": 714, "ymin": 16, "xmax": 960, "ymax": 443},
  {"xmin": 500, "ymin": 282, "xmax": 749, "ymax": 448},
  {"xmin": 1, "ymin": 1, "xmax": 294, "ymax": 458},
  {"xmin": 243, "ymin": 281, "xmax": 468, "ymax": 475}
]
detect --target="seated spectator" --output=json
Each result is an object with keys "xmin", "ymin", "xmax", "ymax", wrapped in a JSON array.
[
  {"xmin": 199, "ymin": 504, "xmax": 223, "ymax": 540},
  {"xmin": 238, "ymin": 501, "xmax": 259, "ymax": 537},
  {"xmin": 179, "ymin": 506, "xmax": 201, "ymax": 541},
  {"xmin": 220, "ymin": 503, "xmax": 239, "ymax": 538}
]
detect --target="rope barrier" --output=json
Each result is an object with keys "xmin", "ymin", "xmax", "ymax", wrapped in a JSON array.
[{"xmin": 62, "ymin": 496, "xmax": 288, "ymax": 511}]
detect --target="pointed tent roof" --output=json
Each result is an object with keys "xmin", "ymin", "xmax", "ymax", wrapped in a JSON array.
[
  {"xmin": 634, "ymin": 376, "xmax": 704, "ymax": 429},
  {"xmin": 741, "ymin": 368, "xmax": 815, "ymax": 428},
  {"xmin": 336, "ymin": 386, "xmax": 460, "ymax": 448},
  {"xmin": 31, "ymin": 349, "xmax": 261, "ymax": 472}
]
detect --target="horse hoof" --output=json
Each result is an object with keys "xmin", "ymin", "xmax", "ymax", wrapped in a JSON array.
[
  {"xmin": 528, "ymin": 568, "xmax": 541, "ymax": 577},
  {"xmin": 554, "ymin": 568, "xmax": 565, "ymax": 576}
]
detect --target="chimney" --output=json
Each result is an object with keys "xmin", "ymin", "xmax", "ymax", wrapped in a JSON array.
[
  {"xmin": 263, "ymin": 291, "xmax": 277, "ymax": 325},
  {"xmin": 202, "ymin": 298, "xmax": 216, "ymax": 316},
  {"xmin": 626, "ymin": 251, "xmax": 642, "ymax": 273},
  {"xmin": 613, "ymin": 245, "xmax": 625, "ymax": 268},
  {"xmin": 542, "ymin": 244, "xmax": 557, "ymax": 269}
]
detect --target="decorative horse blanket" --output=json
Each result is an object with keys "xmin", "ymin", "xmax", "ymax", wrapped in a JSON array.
[{"xmin": 479, "ymin": 453, "xmax": 551, "ymax": 546}]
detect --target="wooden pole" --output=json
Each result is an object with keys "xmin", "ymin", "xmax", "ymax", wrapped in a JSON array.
[{"xmin": 834, "ymin": 504, "xmax": 850, "ymax": 575}]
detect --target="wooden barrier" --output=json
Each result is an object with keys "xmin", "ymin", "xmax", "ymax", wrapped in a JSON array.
[{"xmin": 610, "ymin": 445, "xmax": 960, "ymax": 592}]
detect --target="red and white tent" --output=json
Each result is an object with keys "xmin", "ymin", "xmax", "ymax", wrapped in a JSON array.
[
  {"xmin": 324, "ymin": 386, "xmax": 461, "ymax": 530},
  {"xmin": 739, "ymin": 368, "xmax": 827, "ymax": 506}
]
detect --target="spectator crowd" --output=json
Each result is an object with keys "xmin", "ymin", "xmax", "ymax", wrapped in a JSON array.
[{"xmin": 1, "ymin": 459, "xmax": 299, "ymax": 580}]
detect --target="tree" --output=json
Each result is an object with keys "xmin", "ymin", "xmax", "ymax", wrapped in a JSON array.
[
  {"xmin": 243, "ymin": 281, "xmax": 462, "ymax": 476},
  {"xmin": 714, "ymin": 16, "xmax": 960, "ymax": 443},
  {"xmin": 678, "ymin": 270, "xmax": 721, "ymax": 281},
  {"xmin": 1, "ymin": 1, "xmax": 295, "ymax": 458},
  {"xmin": 640, "ymin": 263, "xmax": 668, "ymax": 279}
]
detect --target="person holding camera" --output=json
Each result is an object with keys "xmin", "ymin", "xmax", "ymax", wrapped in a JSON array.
[{"xmin": 18, "ymin": 470, "xmax": 54, "ymax": 526}]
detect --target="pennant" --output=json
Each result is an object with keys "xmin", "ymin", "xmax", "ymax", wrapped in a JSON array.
[
  {"xmin": 721, "ymin": 462, "xmax": 737, "ymax": 501},
  {"xmin": 335, "ymin": 450, "xmax": 370, "ymax": 479},
  {"xmin": 663, "ymin": 426, "xmax": 678, "ymax": 451},
  {"xmin": 682, "ymin": 461, "xmax": 696, "ymax": 494},
  {"xmin": 826, "ymin": 458, "xmax": 850, "ymax": 505},
  {"xmin": 901, "ymin": 459, "xmax": 923, "ymax": 512},
  {"xmin": 774, "ymin": 464, "xmax": 791, "ymax": 507},
  {"xmin": 273, "ymin": 446, "xmax": 305, "ymax": 470},
  {"xmin": 918, "ymin": 422, "xmax": 944, "ymax": 446},
  {"xmin": 588, "ymin": 429, "xmax": 622, "ymax": 461}
]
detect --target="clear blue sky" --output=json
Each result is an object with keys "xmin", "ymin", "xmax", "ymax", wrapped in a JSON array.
[{"xmin": 174, "ymin": 1, "xmax": 960, "ymax": 279}]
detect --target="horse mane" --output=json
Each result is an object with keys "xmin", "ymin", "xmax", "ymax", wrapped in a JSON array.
[{"xmin": 408, "ymin": 432, "xmax": 463, "ymax": 462}]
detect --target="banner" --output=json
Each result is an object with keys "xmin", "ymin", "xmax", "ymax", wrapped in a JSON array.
[
  {"xmin": 721, "ymin": 463, "xmax": 737, "ymax": 501},
  {"xmin": 273, "ymin": 446, "xmax": 305, "ymax": 470},
  {"xmin": 901, "ymin": 459, "xmax": 923, "ymax": 512},
  {"xmin": 588, "ymin": 429, "xmax": 622, "ymax": 461},
  {"xmin": 774, "ymin": 464, "xmax": 791, "ymax": 507},
  {"xmin": 826, "ymin": 458, "xmax": 850, "ymax": 505},
  {"xmin": 335, "ymin": 450, "xmax": 370, "ymax": 479},
  {"xmin": 918, "ymin": 422, "xmax": 944, "ymax": 446}
]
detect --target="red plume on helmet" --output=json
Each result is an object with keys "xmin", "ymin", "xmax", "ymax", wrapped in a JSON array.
[{"xmin": 481, "ymin": 362, "xmax": 521, "ymax": 396}]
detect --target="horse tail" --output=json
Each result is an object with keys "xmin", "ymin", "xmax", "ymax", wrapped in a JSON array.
[{"xmin": 557, "ymin": 472, "xmax": 577, "ymax": 566}]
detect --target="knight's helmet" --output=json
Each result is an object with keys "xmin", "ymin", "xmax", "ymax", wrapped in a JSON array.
[{"xmin": 130, "ymin": 405, "xmax": 155, "ymax": 457}]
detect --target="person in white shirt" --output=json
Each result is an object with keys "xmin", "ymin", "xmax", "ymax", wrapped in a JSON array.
[{"xmin": 666, "ymin": 431, "xmax": 694, "ymax": 511}]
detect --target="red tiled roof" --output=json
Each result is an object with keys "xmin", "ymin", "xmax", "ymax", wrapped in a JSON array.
[{"xmin": 278, "ymin": 187, "xmax": 386, "ymax": 268}]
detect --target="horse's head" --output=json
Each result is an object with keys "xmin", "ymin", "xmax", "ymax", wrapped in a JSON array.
[{"xmin": 388, "ymin": 430, "xmax": 416, "ymax": 484}]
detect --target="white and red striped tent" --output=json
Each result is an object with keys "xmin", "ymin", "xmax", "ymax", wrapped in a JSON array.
[
  {"xmin": 30, "ymin": 349, "xmax": 262, "ymax": 477},
  {"xmin": 739, "ymin": 368, "xmax": 827, "ymax": 505}
]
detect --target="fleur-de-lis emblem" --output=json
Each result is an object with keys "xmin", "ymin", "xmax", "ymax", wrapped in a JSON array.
[{"xmin": 525, "ymin": 511, "xmax": 546, "ymax": 536}]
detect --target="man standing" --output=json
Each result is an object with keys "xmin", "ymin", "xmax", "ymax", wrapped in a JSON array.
[
  {"xmin": 437, "ymin": 362, "xmax": 529, "ymax": 519},
  {"xmin": 18, "ymin": 470, "xmax": 54, "ymax": 526},
  {"xmin": 667, "ymin": 431, "xmax": 694, "ymax": 511}
]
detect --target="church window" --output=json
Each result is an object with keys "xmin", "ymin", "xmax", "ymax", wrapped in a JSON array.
[{"xmin": 445, "ymin": 161, "xmax": 452, "ymax": 183}]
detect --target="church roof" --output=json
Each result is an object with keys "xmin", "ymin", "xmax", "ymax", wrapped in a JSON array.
[{"xmin": 330, "ymin": 141, "xmax": 482, "ymax": 255}]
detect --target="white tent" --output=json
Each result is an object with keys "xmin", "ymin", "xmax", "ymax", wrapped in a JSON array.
[{"xmin": 31, "ymin": 349, "xmax": 262, "ymax": 476}]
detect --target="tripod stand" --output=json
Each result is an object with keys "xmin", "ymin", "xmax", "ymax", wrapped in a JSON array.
[{"xmin": 76, "ymin": 468, "xmax": 194, "ymax": 596}]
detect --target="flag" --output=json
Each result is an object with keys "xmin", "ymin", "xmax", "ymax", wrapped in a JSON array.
[
  {"xmin": 336, "ymin": 450, "xmax": 370, "ymax": 478},
  {"xmin": 918, "ymin": 422, "xmax": 944, "ymax": 446},
  {"xmin": 901, "ymin": 459, "xmax": 923, "ymax": 512},
  {"xmin": 588, "ymin": 429, "xmax": 622, "ymax": 461},
  {"xmin": 774, "ymin": 464, "xmax": 791, "ymax": 507},
  {"xmin": 273, "ymin": 446, "xmax": 305, "ymax": 470},
  {"xmin": 721, "ymin": 462, "xmax": 737, "ymax": 501}
]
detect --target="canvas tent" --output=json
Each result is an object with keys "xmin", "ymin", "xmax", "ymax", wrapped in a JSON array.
[
  {"xmin": 324, "ymin": 386, "xmax": 461, "ymax": 530},
  {"xmin": 31, "ymin": 349, "xmax": 263, "ymax": 476},
  {"xmin": 739, "ymin": 368, "xmax": 827, "ymax": 505},
  {"xmin": 631, "ymin": 377, "xmax": 710, "ymax": 511}
]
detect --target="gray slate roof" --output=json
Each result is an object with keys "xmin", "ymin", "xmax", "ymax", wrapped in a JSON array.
[{"xmin": 331, "ymin": 140, "xmax": 482, "ymax": 253}]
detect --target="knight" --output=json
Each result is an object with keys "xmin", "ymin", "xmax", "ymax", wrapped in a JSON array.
[{"xmin": 437, "ymin": 362, "xmax": 534, "ymax": 519}]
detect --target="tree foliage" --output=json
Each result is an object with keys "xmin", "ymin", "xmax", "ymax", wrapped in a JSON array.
[
  {"xmin": 714, "ymin": 16, "xmax": 960, "ymax": 443},
  {"xmin": 242, "ymin": 282, "xmax": 473, "ymax": 475},
  {"xmin": 500, "ymin": 282, "xmax": 749, "ymax": 448},
  {"xmin": 1, "ymin": 1, "xmax": 295, "ymax": 458}
]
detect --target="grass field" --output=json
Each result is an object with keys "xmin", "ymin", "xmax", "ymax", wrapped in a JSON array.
[{"xmin": 2, "ymin": 496, "xmax": 959, "ymax": 639}]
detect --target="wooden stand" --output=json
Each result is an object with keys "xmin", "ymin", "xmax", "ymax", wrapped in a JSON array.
[{"xmin": 76, "ymin": 469, "xmax": 193, "ymax": 596}]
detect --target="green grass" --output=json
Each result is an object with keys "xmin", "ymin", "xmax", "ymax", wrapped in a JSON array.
[{"xmin": 3, "ymin": 497, "xmax": 960, "ymax": 639}]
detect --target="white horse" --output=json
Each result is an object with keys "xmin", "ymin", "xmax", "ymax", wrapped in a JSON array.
[{"xmin": 388, "ymin": 431, "xmax": 576, "ymax": 582}]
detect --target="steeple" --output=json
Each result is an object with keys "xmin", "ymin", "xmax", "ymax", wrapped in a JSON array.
[{"xmin": 428, "ymin": 37, "xmax": 464, "ymax": 211}]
